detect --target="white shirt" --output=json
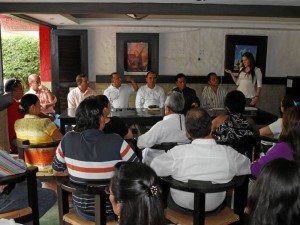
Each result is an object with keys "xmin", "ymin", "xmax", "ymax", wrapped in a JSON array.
[
  {"xmin": 135, "ymin": 85, "xmax": 165, "ymax": 108},
  {"xmin": 236, "ymin": 67, "xmax": 262, "ymax": 98},
  {"xmin": 104, "ymin": 84, "xmax": 134, "ymax": 108},
  {"xmin": 151, "ymin": 139, "xmax": 250, "ymax": 211},
  {"xmin": 137, "ymin": 113, "xmax": 190, "ymax": 164},
  {"xmin": 67, "ymin": 87, "xmax": 96, "ymax": 109},
  {"xmin": 268, "ymin": 118, "xmax": 282, "ymax": 139}
]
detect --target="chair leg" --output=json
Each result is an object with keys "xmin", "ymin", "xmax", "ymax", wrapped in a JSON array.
[
  {"xmin": 27, "ymin": 172, "xmax": 40, "ymax": 225},
  {"xmin": 194, "ymin": 193, "xmax": 205, "ymax": 225},
  {"xmin": 57, "ymin": 184, "xmax": 69, "ymax": 225}
]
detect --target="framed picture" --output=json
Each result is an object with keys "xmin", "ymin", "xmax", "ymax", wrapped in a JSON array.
[
  {"xmin": 224, "ymin": 35, "xmax": 268, "ymax": 82},
  {"xmin": 117, "ymin": 33, "xmax": 159, "ymax": 76}
]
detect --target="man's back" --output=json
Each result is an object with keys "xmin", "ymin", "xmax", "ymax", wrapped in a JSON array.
[{"xmin": 151, "ymin": 138, "xmax": 250, "ymax": 211}]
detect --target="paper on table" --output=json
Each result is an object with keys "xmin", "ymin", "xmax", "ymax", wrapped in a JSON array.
[{"xmin": 245, "ymin": 107, "xmax": 258, "ymax": 111}]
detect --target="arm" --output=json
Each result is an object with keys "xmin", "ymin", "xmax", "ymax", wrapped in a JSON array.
[
  {"xmin": 259, "ymin": 125, "xmax": 273, "ymax": 138},
  {"xmin": 159, "ymin": 88, "xmax": 166, "ymax": 108},
  {"xmin": 150, "ymin": 150, "xmax": 174, "ymax": 176},
  {"xmin": 52, "ymin": 129, "xmax": 63, "ymax": 141},
  {"xmin": 137, "ymin": 123, "xmax": 161, "ymax": 148},
  {"xmin": 135, "ymin": 88, "xmax": 144, "ymax": 108},
  {"xmin": 231, "ymin": 150, "xmax": 251, "ymax": 175},
  {"xmin": 124, "ymin": 128, "xmax": 133, "ymax": 139},
  {"xmin": 52, "ymin": 142, "xmax": 69, "ymax": 176},
  {"xmin": 67, "ymin": 92, "xmax": 76, "ymax": 109},
  {"xmin": 125, "ymin": 76, "xmax": 139, "ymax": 92},
  {"xmin": 191, "ymin": 89, "xmax": 200, "ymax": 107},
  {"xmin": 224, "ymin": 69, "xmax": 238, "ymax": 84},
  {"xmin": 250, "ymin": 68, "xmax": 262, "ymax": 105},
  {"xmin": 250, "ymin": 87, "xmax": 262, "ymax": 106}
]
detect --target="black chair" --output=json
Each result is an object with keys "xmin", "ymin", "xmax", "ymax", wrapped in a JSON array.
[
  {"xmin": 56, "ymin": 176, "xmax": 118, "ymax": 225},
  {"xmin": 161, "ymin": 175, "xmax": 249, "ymax": 225},
  {"xmin": 0, "ymin": 166, "xmax": 39, "ymax": 225},
  {"xmin": 151, "ymin": 142, "xmax": 178, "ymax": 152}
]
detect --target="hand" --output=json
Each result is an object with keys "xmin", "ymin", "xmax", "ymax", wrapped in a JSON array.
[
  {"xmin": 39, "ymin": 84, "xmax": 49, "ymax": 92},
  {"xmin": 224, "ymin": 69, "xmax": 232, "ymax": 74},
  {"xmin": 124, "ymin": 76, "xmax": 133, "ymax": 82},
  {"xmin": 250, "ymin": 97, "xmax": 258, "ymax": 106}
]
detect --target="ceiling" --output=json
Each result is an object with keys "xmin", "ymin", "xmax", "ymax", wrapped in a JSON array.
[{"xmin": 0, "ymin": 0, "xmax": 300, "ymax": 29}]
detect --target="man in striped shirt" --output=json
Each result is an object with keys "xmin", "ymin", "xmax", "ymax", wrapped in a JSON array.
[
  {"xmin": 52, "ymin": 96, "xmax": 139, "ymax": 221},
  {"xmin": 200, "ymin": 72, "xmax": 228, "ymax": 109}
]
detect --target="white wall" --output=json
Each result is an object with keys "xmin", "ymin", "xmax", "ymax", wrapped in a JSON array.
[{"xmin": 61, "ymin": 26, "xmax": 300, "ymax": 80}]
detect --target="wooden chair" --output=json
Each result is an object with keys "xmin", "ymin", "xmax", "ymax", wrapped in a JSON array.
[
  {"xmin": 161, "ymin": 175, "xmax": 249, "ymax": 225},
  {"xmin": 13, "ymin": 139, "xmax": 60, "ymax": 180},
  {"xmin": 56, "ymin": 176, "xmax": 118, "ymax": 225},
  {"xmin": 0, "ymin": 166, "xmax": 40, "ymax": 225}
]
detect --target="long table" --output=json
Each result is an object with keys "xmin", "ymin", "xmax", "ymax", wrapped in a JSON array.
[
  {"xmin": 59, "ymin": 108, "xmax": 165, "ymax": 134},
  {"xmin": 59, "ymin": 107, "xmax": 277, "ymax": 134}
]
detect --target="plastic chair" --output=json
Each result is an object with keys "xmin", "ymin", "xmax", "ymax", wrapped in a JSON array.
[
  {"xmin": 0, "ymin": 166, "xmax": 39, "ymax": 225},
  {"xmin": 56, "ymin": 176, "xmax": 118, "ymax": 225},
  {"xmin": 161, "ymin": 175, "xmax": 249, "ymax": 225}
]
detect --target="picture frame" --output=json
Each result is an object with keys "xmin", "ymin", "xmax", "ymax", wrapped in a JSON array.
[
  {"xmin": 224, "ymin": 35, "xmax": 268, "ymax": 83},
  {"xmin": 116, "ymin": 33, "xmax": 159, "ymax": 76}
]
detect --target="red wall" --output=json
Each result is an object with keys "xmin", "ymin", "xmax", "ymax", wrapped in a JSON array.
[{"xmin": 39, "ymin": 25, "xmax": 51, "ymax": 82}]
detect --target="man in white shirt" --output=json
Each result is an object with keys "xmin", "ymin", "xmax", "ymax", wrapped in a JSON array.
[
  {"xmin": 67, "ymin": 74, "xmax": 96, "ymax": 109},
  {"xmin": 135, "ymin": 71, "xmax": 165, "ymax": 108},
  {"xmin": 137, "ymin": 91, "xmax": 190, "ymax": 164},
  {"xmin": 104, "ymin": 72, "xmax": 138, "ymax": 108},
  {"xmin": 150, "ymin": 107, "xmax": 250, "ymax": 213}
]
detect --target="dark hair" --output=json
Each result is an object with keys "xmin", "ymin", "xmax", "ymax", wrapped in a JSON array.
[
  {"xmin": 206, "ymin": 72, "xmax": 218, "ymax": 83},
  {"xmin": 280, "ymin": 106, "xmax": 300, "ymax": 161},
  {"xmin": 174, "ymin": 73, "xmax": 186, "ymax": 82},
  {"xmin": 185, "ymin": 107, "xmax": 211, "ymax": 139},
  {"xmin": 239, "ymin": 52, "xmax": 256, "ymax": 81},
  {"xmin": 165, "ymin": 91, "xmax": 185, "ymax": 113},
  {"xmin": 74, "ymin": 96, "xmax": 104, "ymax": 132},
  {"xmin": 76, "ymin": 74, "xmax": 88, "ymax": 84},
  {"xmin": 110, "ymin": 72, "xmax": 119, "ymax": 78},
  {"xmin": 110, "ymin": 162, "xmax": 166, "ymax": 225},
  {"xmin": 224, "ymin": 90, "xmax": 246, "ymax": 114},
  {"xmin": 4, "ymin": 78, "xmax": 22, "ymax": 92},
  {"xmin": 19, "ymin": 94, "xmax": 39, "ymax": 114},
  {"xmin": 248, "ymin": 158, "xmax": 300, "ymax": 225},
  {"xmin": 95, "ymin": 94, "xmax": 109, "ymax": 108},
  {"xmin": 146, "ymin": 71, "xmax": 156, "ymax": 78}
]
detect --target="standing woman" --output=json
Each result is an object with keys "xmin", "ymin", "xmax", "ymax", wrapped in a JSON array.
[{"xmin": 225, "ymin": 52, "xmax": 262, "ymax": 106}]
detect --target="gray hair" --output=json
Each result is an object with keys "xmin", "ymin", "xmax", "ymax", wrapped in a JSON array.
[{"xmin": 165, "ymin": 91, "xmax": 185, "ymax": 113}]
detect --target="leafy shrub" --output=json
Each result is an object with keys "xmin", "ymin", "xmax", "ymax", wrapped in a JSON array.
[{"xmin": 2, "ymin": 35, "xmax": 40, "ymax": 84}]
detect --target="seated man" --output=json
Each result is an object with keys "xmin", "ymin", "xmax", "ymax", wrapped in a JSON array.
[
  {"xmin": 26, "ymin": 74, "xmax": 60, "ymax": 126},
  {"xmin": 104, "ymin": 72, "xmax": 138, "ymax": 108},
  {"xmin": 135, "ymin": 71, "xmax": 165, "ymax": 108},
  {"xmin": 137, "ymin": 92, "xmax": 190, "ymax": 165},
  {"xmin": 67, "ymin": 74, "xmax": 96, "ymax": 109},
  {"xmin": 52, "ymin": 96, "xmax": 139, "ymax": 221},
  {"xmin": 201, "ymin": 72, "xmax": 227, "ymax": 109},
  {"xmin": 150, "ymin": 108, "xmax": 250, "ymax": 213},
  {"xmin": 0, "ymin": 146, "xmax": 57, "ymax": 219},
  {"xmin": 4, "ymin": 78, "xmax": 24, "ymax": 153},
  {"xmin": 172, "ymin": 73, "xmax": 200, "ymax": 114}
]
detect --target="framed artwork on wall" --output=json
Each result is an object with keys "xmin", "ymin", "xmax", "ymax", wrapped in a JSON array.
[
  {"xmin": 116, "ymin": 33, "xmax": 159, "ymax": 76},
  {"xmin": 224, "ymin": 35, "xmax": 268, "ymax": 83}
]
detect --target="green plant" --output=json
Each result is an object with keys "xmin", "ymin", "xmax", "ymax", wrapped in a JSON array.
[{"xmin": 2, "ymin": 35, "xmax": 40, "ymax": 84}]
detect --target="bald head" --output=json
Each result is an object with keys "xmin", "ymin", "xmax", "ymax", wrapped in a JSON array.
[{"xmin": 28, "ymin": 74, "xmax": 41, "ymax": 91}]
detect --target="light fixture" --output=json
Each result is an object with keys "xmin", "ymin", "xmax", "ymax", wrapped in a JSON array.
[{"xmin": 126, "ymin": 14, "xmax": 148, "ymax": 20}]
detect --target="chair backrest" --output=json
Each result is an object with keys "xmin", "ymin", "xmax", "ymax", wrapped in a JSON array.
[
  {"xmin": 160, "ymin": 175, "xmax": 249, "ymax": 225},
  {"xmin": 151, "ymin": 142, "xmax": 178, "ymax": 152},
  {"xmin": 56, "ymin": 176, "xmax": 112, "ymax": 225},
  {"xmin": 0, "ymin": 166, "xmax": 39, "ymax": 225}
]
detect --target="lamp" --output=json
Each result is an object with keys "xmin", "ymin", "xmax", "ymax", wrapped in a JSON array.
[{"xmin": 126, "ymin": 14, "xmax": 148, "ymax": 20}]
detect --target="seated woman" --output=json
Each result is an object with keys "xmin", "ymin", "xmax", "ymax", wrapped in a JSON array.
[
  {"xmin": 14, "ymin": 94, "xmax": 63, "ymax": 171},
  {"xmin": 260, "ymin": 95, "xmax": 298, "ymax": 139},
  {"xmin": 248, "ymin": 158, "xmax": 300, "ymax": 225},
  {"xmin": 108, "ymin": 161, "xmax": 166, "ymax": 225},
  {"xmin": 251, "ymin": 106, "xmax": 300, "ymax": 177},
  {"xmin": 95, "ymin": 95, "xmax": 133, "ymax": 139},
  {"xmin": 212, "ymin": 90, "xmax": 259, "ymax": 150}
]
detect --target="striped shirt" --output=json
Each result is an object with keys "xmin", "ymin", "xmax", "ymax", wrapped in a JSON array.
[
  {"xmin": 52, "ymin": 129, "xmax": 138, "ymax": 218},
  {"xmin": 200, "ymin": 86, "xmax": 227, "ymax": 109},
  {"xmin": 0, "ymin": 150, "xmax": 26, "ymax": 177}
]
